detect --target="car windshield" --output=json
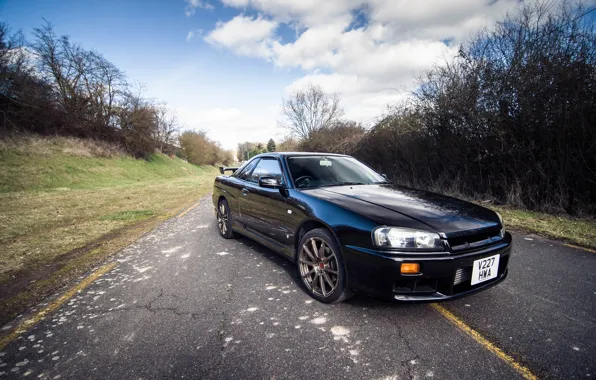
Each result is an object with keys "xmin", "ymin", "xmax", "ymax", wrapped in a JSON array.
[{"xmin": 287, "ymin": 155, "xmax": 388, "ymax": 188}]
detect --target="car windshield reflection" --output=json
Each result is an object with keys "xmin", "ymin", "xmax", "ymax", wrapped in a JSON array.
[{"xmin": 287, "ymin": 156, "xmax": 388, "ymax": 189}]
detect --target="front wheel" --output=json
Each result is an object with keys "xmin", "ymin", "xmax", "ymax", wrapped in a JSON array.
[
  {"xmin": 297, "ymin": 228, "xmax": 354, "ymax": 303},
  {"xmin": 217, "ymin": 199, "xmax": 234, "ymax": 239}
]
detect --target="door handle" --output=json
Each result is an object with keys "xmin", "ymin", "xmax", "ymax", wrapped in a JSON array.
[{"xmin": 242, "ymin": 188, "xmax": 249, "ymax": 196}]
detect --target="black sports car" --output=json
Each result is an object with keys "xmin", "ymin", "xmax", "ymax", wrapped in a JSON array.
[{"xmin": 212, "ymin": 152, "xmax": 511, "ymax": 303}]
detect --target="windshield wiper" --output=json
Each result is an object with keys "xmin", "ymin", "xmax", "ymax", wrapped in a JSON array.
[{"xmin": 326, "ymin": 181, "xmax": 366, "ymax": 187}]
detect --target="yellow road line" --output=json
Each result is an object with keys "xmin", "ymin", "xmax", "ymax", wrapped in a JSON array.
[
  {"xmin": 431, "ymin": 304, "xmax": 538, "ymax": 380},
  {"xmin": 177, "ymin": 201, "xmax": 200, "ymax": 219},
  {"xmin": 0, "ymin": 262, "xmax": 117, "ymax": 351},
  {"xmin": 564, "ymin": 244, "xmax": 596, "ymax": 254}
]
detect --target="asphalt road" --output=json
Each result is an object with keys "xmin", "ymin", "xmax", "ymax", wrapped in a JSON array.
[{"xmin": 1, "ymin": 197, "xmax": 595, "ymax": 379}]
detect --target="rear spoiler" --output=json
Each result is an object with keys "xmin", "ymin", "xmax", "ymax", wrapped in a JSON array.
[{"xmin": 219, "ymin": 167, "xmax": 239, "ymax": 174}]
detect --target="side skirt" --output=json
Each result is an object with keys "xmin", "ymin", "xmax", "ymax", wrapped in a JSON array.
[{"xmin": 232, "ymin": 223, "xmax": 295, "ymax": 261}]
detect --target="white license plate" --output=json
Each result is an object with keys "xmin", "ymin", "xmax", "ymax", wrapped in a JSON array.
[{"xmin": 471, "ymin": 254, "xmax": 500, "ymax": 285}]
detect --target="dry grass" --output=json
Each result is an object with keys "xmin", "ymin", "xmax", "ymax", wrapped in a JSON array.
[
  {"xmin": 0, "ymin": 134, "xmax": 126, "ymax": 158},
  {"xmin": 0, "ymin": 137, "xmax": 219, "ymax": 325},
  {"xmin": 0, "ymin": 176, "xmax": 216, "ymax": 282},
  {"xmin": 491, "ymin": 206, "xmax": 596, "ymax": 250}
]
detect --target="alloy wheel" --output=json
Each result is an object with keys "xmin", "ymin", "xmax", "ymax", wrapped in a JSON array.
[
  {"xmin": 298, "ymin": 237, "xmax": 339, "ymax": 297},
  {"xmin": 217, "ymin": 202, "xmax": 228, "ymax": 235}
]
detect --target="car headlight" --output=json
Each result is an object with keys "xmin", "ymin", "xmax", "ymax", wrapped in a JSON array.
[
  {"xmin": 373, "ymin": 227, "xmax": 444, "ymax": 250},
  {"xmin": 496, "ymin": 212, "xmax": 505, "ymax": 237}
]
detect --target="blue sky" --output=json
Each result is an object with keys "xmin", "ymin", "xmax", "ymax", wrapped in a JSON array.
[
  {"xmin": 3, "ymin": 0, "xmax": 585, "ymax": 151},
  {"xmin": 1, "ymin": 0, "xmax": 302, "ymax": 149}
]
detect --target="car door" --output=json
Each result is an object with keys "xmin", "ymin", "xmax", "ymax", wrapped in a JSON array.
[
  {"xmin": 232, "ymin": 158, "xmax": 260, "ymax": 226},
  {"xmin": 241, "ymin": 157, "xmax": 290, "ymax": 244}
]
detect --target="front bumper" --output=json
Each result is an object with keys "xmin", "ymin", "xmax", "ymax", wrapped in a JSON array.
[{"xmin": 343, "ymin": 233, "xmax": 512, "ymax": 302}]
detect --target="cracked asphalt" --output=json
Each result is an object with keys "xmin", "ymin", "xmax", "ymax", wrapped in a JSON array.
[{"xmin": 1, "ymin": 197, "xmax": 595, "ymax": 379}]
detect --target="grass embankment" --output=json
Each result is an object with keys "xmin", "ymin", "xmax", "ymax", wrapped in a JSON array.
[
  {"xmin": 0, "ymin": 136, "xmax": 218, "ymax": 325},
  {"xmin": 490, "ymin": 206, "xmax": 596, "ymax": 250}
]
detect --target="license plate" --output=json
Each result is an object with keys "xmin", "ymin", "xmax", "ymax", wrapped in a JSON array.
[{"xmin": 471, "ymin": 254, "xmax": 500, "ymax": 285}]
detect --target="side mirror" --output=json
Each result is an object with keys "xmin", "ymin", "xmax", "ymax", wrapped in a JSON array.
[
  {"xmin": 259, "ymin": 176, "xmax": 281, "ymax": 188},
  {"xmin": 381, "ymin": 174, "xmax": 388, "ymax": 180}
]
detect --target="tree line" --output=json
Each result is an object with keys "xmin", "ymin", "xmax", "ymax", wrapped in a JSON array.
[
  {"xmin": 237, "ymin": 138, "xmax": 277, "ymax": 160},
  {"xmin": 0, "ymin": 21, "xmax": 232, "ymax": 165},
  {"xmin": 278, "ymin": 1, "xmax": 596, "ymax": 215}
]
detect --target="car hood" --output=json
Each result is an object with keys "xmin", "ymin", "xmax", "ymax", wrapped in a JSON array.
[{"xmin": 306, "ymin": 184, "xmax": 500, "ymax": 235}]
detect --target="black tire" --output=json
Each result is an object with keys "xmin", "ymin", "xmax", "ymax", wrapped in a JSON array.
[
  {"xmin": 297, "ymin": 228, "xmax": 354, "ymax": 303},
  {"xmin": 217, "ymin": 199, "xmax": 235, "ymax": 239}
]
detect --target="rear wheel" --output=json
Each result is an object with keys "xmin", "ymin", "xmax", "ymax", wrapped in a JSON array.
[
  {"xmin": 297, "ymin": 228, "xmax": 354, "ymax": 303},
  {"xmin": 217, "ymin": 199, "xmax": 234, "ymax": 239}
]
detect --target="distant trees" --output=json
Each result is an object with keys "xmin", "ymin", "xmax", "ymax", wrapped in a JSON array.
[
  {"xmin": 179, "ymin": 131, "xmax": 233, "ymax": 166},
  {"xmin": 236, "ymin": 142, "xmax": 255, "ymax": 161},
  {"xmin": 267, "ymin": 138, "xmax": 276, "ymax": 152},
  {"xmin": 276, "ymin": 136, "xmax": 298, "ymax": 152},
  {"xmin": 237, "ymin": 141, "xmax": 268, "ymax": 160},
  {"xmin": 0, "ymin": 21, "xmax": 182, "ymax": 159},
  {"xmin": 279, "ymin": 83, "xmax": 344, "ymax": 139}
]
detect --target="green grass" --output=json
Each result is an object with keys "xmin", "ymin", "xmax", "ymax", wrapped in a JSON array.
[
  {"xmin": 491, "ymin": 206, "xmax": 596, "ymax": 250},
  {"xmin": 0, "ymin": 153, "xmax": 218, "ymax": 280},
  {"xmin": 0, "ymin": 148, "xmax": 205, "ymax": 192},
  {"xmin": 0, "ymin": 136, "xmax": 219, "ymax": 325}
]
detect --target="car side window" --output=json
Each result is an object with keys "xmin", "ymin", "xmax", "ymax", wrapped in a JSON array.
[
  {"xmin": 236, "ymin": 159, "xmax": 260, "ymax": 181},
  {"xmin": 248, "ymin": 158, "xmax": 283, "ymax": 184}
]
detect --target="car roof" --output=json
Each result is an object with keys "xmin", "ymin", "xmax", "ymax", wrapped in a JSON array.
[{"xmin": 255, "ymin": 152, "xmax": 350, "ymax": 158}]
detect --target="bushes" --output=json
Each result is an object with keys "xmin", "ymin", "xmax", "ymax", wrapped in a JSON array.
[
  {"xmin": 354, "ymin": 1, "xmax": 596, "ymax": 215},
  {"xmin": 277, "ymin": 136, "xmax": 299, "ymax": 152},
  {"xmin": 179, "ymin": 131, "xmax": 234, "ymax": 166},
  {"xmin": 298, "ymin": 121, "xmax": 366, "ymax": 154},
  {"xmin": 286, "ymin": 1, "xmax": 596, "ymax": 215}
]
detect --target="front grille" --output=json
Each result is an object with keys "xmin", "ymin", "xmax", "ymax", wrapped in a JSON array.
[
  {"xmin": 453, "ymin": 267, "xmax": 472, "ymax": 285},
  {"xmin": 448, "ymin": 226, "xmax": 502, "ymax": 252}
]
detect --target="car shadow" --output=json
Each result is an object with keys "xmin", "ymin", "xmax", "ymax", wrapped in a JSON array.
[{"xmin": 231, "ymin": 233, "xmax": 424, "ymax": 311}]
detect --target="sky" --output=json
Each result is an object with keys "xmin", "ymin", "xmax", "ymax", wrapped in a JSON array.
[{"xmin": 1, "ymin": 0, "xmax": 535, "ymax": 151}]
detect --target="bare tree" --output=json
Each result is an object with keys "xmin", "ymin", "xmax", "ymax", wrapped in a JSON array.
[
  {"xmin": 80, "ymin": 51, "xmax": 127, "ymax": 132},
  {"xmin": 0, "ymin": 23, "xmax": 30, "ymax": 129},
  {"xmin": 0, "ymin": 23, "xmax": 28, "ymax": 80},
  {"xmin": 116, "ymin": 83, "xmax": 159, "ymax": 158},
  {"xmin": 154, "ymin": 104, "xmax": 180, "ymax": 153},
  {"xmin": 1, "ymin": 20, "xmax": 189, "ymax": 159},
  {"xmin": 30, "ymin": 21, "xmax": 89, "ymax": 130},
  {"xmin": 279, "ymin": 83, "xmax": 344, "ymax": 139}
]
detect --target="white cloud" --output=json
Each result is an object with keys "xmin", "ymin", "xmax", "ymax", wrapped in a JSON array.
[
  {"xmin": 193, "ymin": 0, "xmax": 524, "ymax": 148},
  {"xmin": 220, "ymin": 0, "xmax": 363, "ymax": 27},
  {"xmin": 206, "ymin": 0, "xmax": 517, "ymax": 91},
  {"xmin": 205, "ymin": 15, "xmax": 278, "ymax": 58},
  {"xmin": 185, "ymin": 0, "xmax": 215, "ymax": 17},
  {"xmin": 284, "ymin": 73, "xmax": 411, "ymax": 125},
  {"xmin": 186, "ymin": 29, "xmax": 203, "ymax": 42}
]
